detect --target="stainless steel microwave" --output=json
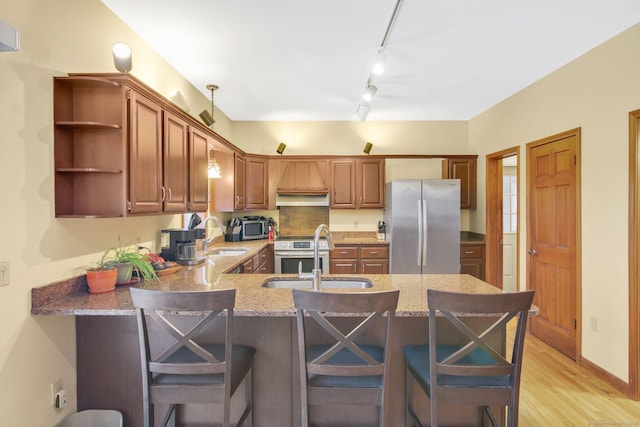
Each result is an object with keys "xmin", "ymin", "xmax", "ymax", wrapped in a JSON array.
[{"xmin": 240, "ymin": 218, "xmax": 269, "ymax": 240}]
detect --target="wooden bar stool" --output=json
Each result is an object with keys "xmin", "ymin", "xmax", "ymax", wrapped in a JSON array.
[
  {"xmin": 403, "ymin": 289, "xmax": 534, "ymax": 427},
  {"xmin": 130, "ymin": 287, "xmax": 255, "ymax": 427},
  {"xmin": 292, "ymin": 289, "xmax": 400, "ymax": 427}
]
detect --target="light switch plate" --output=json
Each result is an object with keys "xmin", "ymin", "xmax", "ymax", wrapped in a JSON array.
[{"xmin": 0, "ymin": 261, "xmax": 9, "ymax": 287}]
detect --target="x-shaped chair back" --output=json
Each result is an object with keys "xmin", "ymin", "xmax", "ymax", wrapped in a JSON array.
[
  {"xmin": 427, "ymin": 289, "xmax": 535, "ymax": 426},
  {"xmin": 293, "ymin": 289, "xmax": 399, "ymax": 427},
  {"xmin": 130, "ymin": 287, "xmax": 237, "ymax": 427}
]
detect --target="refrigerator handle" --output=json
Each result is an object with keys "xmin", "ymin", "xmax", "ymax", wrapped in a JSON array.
[
  {"xmin": 417, "ymin": 200, "xmax": 423, "ymax": 267},
  {"xmin": 422, "ymin": 199, "xmax": 428, "ymax": 266}
]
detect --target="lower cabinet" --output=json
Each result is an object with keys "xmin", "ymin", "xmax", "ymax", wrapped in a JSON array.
[
  {"xmin": 460, "ymin": 243, "xmax": 485, "ymax": 280},
  {"xmin": 242, "ymin": 245, "xmax": 274, "ymax": 274},
  {"xmin": 330, "ymin": 244, "xmax": 389, "ymax": 274}
]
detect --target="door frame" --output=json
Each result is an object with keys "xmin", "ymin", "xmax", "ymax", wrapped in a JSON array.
[
  {"xmin": 526, "ymin": 128, "xmax": 582, "ymax": 362},
  {"xmin": 485, "ymin": 147, "xmax": 520, "ymax": 289},
  {"xmin": 628, "ymin": 110, "xmax": 640, "ymax": 400}
]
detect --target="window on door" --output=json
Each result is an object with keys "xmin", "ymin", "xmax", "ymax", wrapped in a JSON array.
[{"xmin": 503, "ymin": 174, "xmax": 517, "ymax": 233}]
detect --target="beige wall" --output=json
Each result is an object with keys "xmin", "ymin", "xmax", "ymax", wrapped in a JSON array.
[
  {"xmin": 469, "ymin": 23, "xmax": 640, "ymax": 381},
  {"xmin": 0, "ymin": 1, "xmax": 226, "ymax": 425},
  {"xmin": 3, "ymin": 1, "xmax": 638, "ymax": 425}
]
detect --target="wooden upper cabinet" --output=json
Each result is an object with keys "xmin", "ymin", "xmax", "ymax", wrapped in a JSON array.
[
  {"xmin": 54, "ymin": 73, "xmax": 218, "ymax": 218},
  {"xmin": 276, "ymin": 159, "xmax": 329, "ymax": 194},
  {"xmin": 330, "ymin": 158, "xmax": 385, "ymax": 209},
  {"xmin": 330, "ymin": 160, "xmax": 356, "ymax": 208},
  {"xmin": 357, "ymin": 158, "xmax": 385, "ymax": 208},
  {"xmin": 245, "ymin": 156, "xmax": 269, "ymax": 209},
  {"xmin": 162, "ymin": 110, "xmax": 189, "ymax": 213},
  {"xmin": 234, "ymin": 154, "xmax": 246, "ymax": 210},
  {"xmin": 188, "ymin": 127, "xmax": 210, "ymax": 212},
  {"xmin": 128, "ymin": 89, "xmax": 164, "ymax": 214},
  {"xmin": 442, "ymin": 157, "xmax": 477, "ymax": 209}
]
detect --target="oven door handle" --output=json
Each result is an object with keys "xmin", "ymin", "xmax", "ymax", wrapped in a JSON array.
[{"xmin": 274, "ymin": 251, "xmax": 329, "ymax": 257}]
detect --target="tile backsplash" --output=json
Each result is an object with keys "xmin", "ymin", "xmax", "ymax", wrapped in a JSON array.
[{"xmin": 278, "ymin": 206, "xmax": 330, "ymax": 236}]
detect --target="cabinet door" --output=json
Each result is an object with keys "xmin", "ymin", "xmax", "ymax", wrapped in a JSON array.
[
  {"xmin": 189, "ymin": 127, "xmax": 210, "ymax": 212},
  {"xmin": 128, "ymin": 90, "xmax": 163, "ymax": 214},
  {"xmin": 443, "ymin": 158, "xmax": 477, "ymax": 209},
  {"xmin": 209, "ymin": 149, "xmax": 235, "ymax": 212},
  {"xmin": 460, "ymin": 244, "xmax": 485, "ymax": 279},
  {"xmin": 357, "ymin": 159, "xmax": 385, "ymax": 208},
  {"xmin": 361, "ymin": 260, "xmax": 389, "ymax": 274},
  {"xmin": 330, "ymin": 159, "xmax": 356, "ymax": 208},
  {"xmin": 330, "ymin": 260, "xmax": 358, "ymax": 274},
  {"xmin": 234, "ymin": 154, "xmax": 246, "ymax": 210},
  {"xmin": 245, "ymin": 156, "xmax": 268, "ymax": 209},
  {"xmin": 163, "ymin": 110, "xmax": 189, "ymax": 212}
]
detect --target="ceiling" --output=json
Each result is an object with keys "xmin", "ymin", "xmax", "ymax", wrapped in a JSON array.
[{"xmin": 101, "ymin": 0, "xmax": 640, "ymax": 121}]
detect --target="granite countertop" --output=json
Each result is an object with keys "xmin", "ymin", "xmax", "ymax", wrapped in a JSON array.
[
  {"xmin": 32, "ymin": 233, "xmax": 510, "ymax": 318},
  {"xmin": 330, "ymin": 232, "xmax": 389, "ymax": 245}
]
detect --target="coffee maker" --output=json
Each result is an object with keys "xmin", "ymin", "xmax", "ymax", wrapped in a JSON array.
[{"xmin": 160, "ymin": 229, "xmax": 205, "ymax": 265}]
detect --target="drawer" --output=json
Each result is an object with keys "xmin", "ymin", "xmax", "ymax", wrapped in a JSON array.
[
  {"xmin": 360, "ymin": 246, "xmax": 389, "ymax": 259},
  {"xmin": 460, "ymin": 246, "xmax": 484, "ymax": 259},
  {"xmin": 331, "ymin": 247, "xmax": 359, "ymax": 259}
]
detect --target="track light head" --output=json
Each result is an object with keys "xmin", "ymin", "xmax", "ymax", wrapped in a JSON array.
[
  {"xmin": 372, "ymin": 49, "xmax": 386, "ymax": 75},
  {"xmin": 363, "ymin": 142, "xmax": 373, "ymax": 154},
  {"xmin": 362, "ymin": 84, "xmax": 377, "ymax": 102},
  {"xmin": 276, "ymin": 142, "xmax": 286, "ymax": 155}
]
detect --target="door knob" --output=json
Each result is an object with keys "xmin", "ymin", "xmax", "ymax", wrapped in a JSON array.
[{"xmin": 528, "ymin": 249, "xmax": 537, "ymax": 255}]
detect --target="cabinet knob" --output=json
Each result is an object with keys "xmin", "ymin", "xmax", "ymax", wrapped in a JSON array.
[{"xmin": 167, "ymin": 187, "xmax": 172, "ymax": 203}]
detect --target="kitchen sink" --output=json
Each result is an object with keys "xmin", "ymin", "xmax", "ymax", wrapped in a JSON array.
[
  {"xmin": 208, "ymin": 247, "xmax": 249, "ymax": 256},
  {"xmin": 261, "ymin": 278, "xmax": 374, "ymax": 289}
]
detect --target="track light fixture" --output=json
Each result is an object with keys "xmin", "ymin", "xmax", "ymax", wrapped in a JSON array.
[
  {"xmin": 362, "ymin": 84, "xmax": 377, "ymax": 103},
  {"xmin": 364, "ymin": 142, "xmax": 373, "ymax": 154},
  {"xmin": 354, "ymin": 0, "xmax": 403, "ymax": 120},
  {"xmin": 112, "ymin": 42, "xmax": 132, "ymax": 73},
  {"xmin": 276, "ymin": 142, "xmax": 286, "ymax": 155}
]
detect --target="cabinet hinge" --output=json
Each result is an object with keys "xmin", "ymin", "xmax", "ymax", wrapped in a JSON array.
[
  {"xmin": 573, "ymin": 154, "xmax": 576, "ymax": 165},
  {"xmin": 574, "ymin": 319, "xmax": 577, "ymax": 330},
  {"xmin": 127, "ymin": 200, "xmax": 132, "ymax": 212}
]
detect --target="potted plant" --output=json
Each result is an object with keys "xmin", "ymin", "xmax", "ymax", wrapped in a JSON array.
[
  {"xmin": 85, "ymin": 258, "xmax": 118, "ymax": 294},
  {"xmin": 102, "ymin": 238, "xmax": 158, "ymax": 284}
]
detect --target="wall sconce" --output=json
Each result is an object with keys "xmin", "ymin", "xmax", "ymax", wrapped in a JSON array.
[
  {"xmin": 0, "ymin": 19, "xmax": 19, "ymax": 52},
  {"xmin": 169, "ymin": 90, "xmax": 190, "ymax": 113},
  {"xmin": 112, "ymin": 42, "xmax": 132, "ymax": 73},
  {"xmin": 276, "ymin": 143, "xmax": 286, "ymax": 155},
  {"xmin": 208, "ymin": 146, "xmax": 222, "ymax": 179},
  {"xmin": 363, "ymin": 142, "xmax": 373, "ymax": 154}
]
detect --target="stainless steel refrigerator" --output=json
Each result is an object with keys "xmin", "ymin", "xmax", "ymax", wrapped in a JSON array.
[{"xmin": 384, "ymin": 179, "xmax": 460, "ymax": 273}]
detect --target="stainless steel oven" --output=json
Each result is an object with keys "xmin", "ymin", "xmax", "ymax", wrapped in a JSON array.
[{"xmin": 274, "ymin": 237, "xmax": 330, "ymax": 275}]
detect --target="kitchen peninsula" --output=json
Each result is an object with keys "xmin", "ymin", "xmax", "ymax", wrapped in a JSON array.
[{"xmin": 32, "ymin": 239, "xmax": 512, "ymax": 427}]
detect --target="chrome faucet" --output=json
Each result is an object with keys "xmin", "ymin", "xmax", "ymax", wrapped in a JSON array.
[
  {"xmin": 202, "ymin": 216, "xmax": 225, "ymax": 251},
  {"xmin": 298, "ymin": 223, "xmax": 335, "ymax": 291}
]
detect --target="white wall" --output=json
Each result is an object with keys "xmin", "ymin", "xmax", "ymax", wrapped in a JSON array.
[{"xmin": 469, "ymin": 23, "xmax": 640, "ymax": 381}]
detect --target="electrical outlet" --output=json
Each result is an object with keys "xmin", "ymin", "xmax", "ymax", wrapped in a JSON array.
[
  {"xmin": 51, "ymin": 380, "xmax": 62, "ymax": 407},
  {"xmin": 0, "ymin": 261, "xmax": 9, "ymax": 287}
]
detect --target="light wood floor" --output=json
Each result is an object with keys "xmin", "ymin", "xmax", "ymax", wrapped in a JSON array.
[{"xmin": 514, "ymin": 328, "xmax": 640, "ymax": 425}]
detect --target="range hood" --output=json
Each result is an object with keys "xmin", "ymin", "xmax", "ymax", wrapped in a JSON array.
[{"xmin": 276, "ymin": 193, "xmax": 330, "ymax": 207}]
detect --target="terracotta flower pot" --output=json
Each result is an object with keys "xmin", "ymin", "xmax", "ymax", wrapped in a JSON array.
[{"xmin": 86, "ymin": 268, "xmax": 117, "ymax": 294}]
